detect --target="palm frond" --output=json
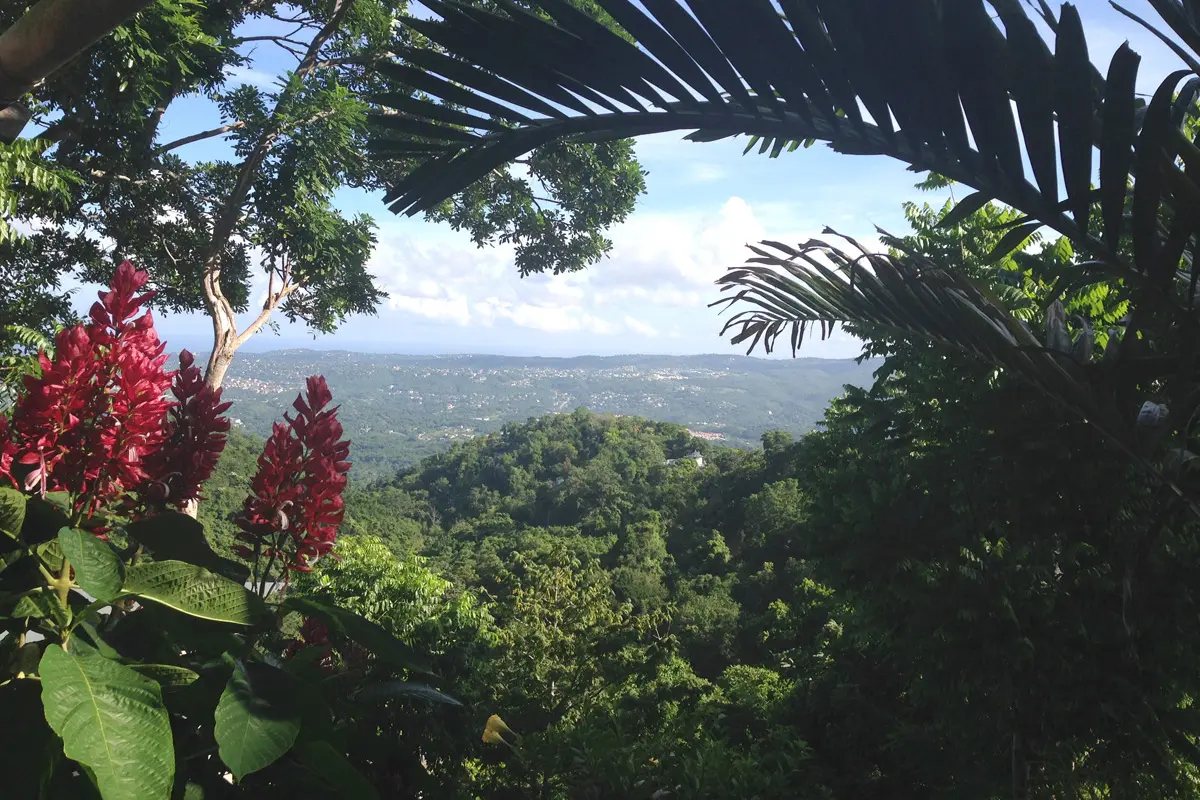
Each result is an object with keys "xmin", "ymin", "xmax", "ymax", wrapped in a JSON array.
[
  {"xmin": 371, "ymin": 1, "xmax": 1178, "ymax": 262},
  {"xmin": 713, "ymin": 233, "xmax": 1156, "ymax": 459}
]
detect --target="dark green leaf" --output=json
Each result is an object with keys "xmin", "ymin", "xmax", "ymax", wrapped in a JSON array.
[
  {"xmin": 129, "ymin": 664, "xmax": 200, "ymax": 686},
  {"xmin": 13, "ymin": 588, "xmax": 71, "ymax": 628},
  {"xmin": 123, "ymin": 560, "xmax": 266, "ymax": 625},
  {"xmin": 1054, "ymin": 4, "xmax": 1093, "ymax": 233},
  {"xmin": 22, "ymin": 495, "xmax": 71, "ymax": 545},
  {"xmin": 293, "ymin": 740, "xmax": 380, "ymax": 800},
  {"xmin": 937, "ymin": 192, "xmax": 994, "ymax": 229},
  {"xmin": 214, "ymin": 660, "xmax": 302, "ymax": 781},
  {"xmin": 1100, "ymin": 42, "xmax": 1140, "ymax": 252},
  {"xmin": 40, "ymin": 643, "xmax": 175, "ymax": 800},
  {"xmin": 282, "ymin": 596, "xmax": 433, "ymax": 674},
  {"xmin": 1134, "ymin": 70, "xmax": 1190, "ymax": 282},
  {"xmin": 354, "ymin": 680, "xmax": 462, "ymax": 707},
  {"xmin": 0, "ymin": 679, "xmax": 59, "ymax": 800},
  {"xmin": 986, "ymin": 221, "xmax": 1044, "ymax": 263},
  {"xmin": 124, "ymin": 513, "xmax": 250, "ymax": 583},
  {"xmin": 59, "ymin": 527, "xmax": 125, "ymax": 603},
  {"xmin": 0, "ymin": 487, "xmax": 26, "ymax": 540}
]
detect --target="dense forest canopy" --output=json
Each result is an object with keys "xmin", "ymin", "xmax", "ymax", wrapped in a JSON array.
[
  {"xmin": 182, "ymin": 189, "xmax": 1200, "ymax": 794},
  {"xmin": 9, "ymin": 0, "xmax": 1200, "ymax": 797}
]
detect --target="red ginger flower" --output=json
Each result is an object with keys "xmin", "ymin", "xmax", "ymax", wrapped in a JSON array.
[
  {"xmin": 0, "ymin": 416, "xmax": 15, "ymax": 487},
  {"xmin": 11, "ymin": 262, "xmax": 172, "ymax": 516},
  {"xmin": 139, "ymin": 350, "xmax": 231, "ymax": 511},
  {"xmin": 236, "ymin": 376, "xmax": 350, "ymax": 574}
]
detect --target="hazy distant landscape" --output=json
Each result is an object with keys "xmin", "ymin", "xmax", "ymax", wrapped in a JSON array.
[{"xmin": 219, "ymin": 351, "xmax": 878, "ymax": 478}]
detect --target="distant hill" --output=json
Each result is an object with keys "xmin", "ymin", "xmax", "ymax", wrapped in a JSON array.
[{"xmin": 217, "ymin": 351, "xmax": 878, "ymax": 479}]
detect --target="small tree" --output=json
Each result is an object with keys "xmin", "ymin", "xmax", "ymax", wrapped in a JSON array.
[{"xmin": 4, "ymin": 0, "xmax": 645, "ymax": 387}]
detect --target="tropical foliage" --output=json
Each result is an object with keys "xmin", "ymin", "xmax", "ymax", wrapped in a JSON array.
[
  {"xmin": 0, "ymin": 265, "xmax": 443, "ymax": 798},
  {"xmin": 373, "ymin": 0, "xmax": 1200, "ymax": 514},
  {"xmin": 1, "ymin": 0, "xmax": 645, "ymax": 387}
]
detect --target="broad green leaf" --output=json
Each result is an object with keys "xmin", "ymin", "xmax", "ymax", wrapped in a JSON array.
[
  {"xmin": 59, "ymin": 527, "xmax": 125, "ymax": 603},
  {"xmin": 37, "ymin": 539, "xmax": 64, "ymax": 571},
  {"xmin": 354, "ymin": 680, "xmax": 462, "ymax": 707},
  {"xmin": 123, "ymin": 560, "xmax": 265, "ymax": 625},
  {"xmin": 13, "ymin": 588, "xmax": 70, "ymax": 628},
  {"xmin": 74, "ymin": 620, "xmax": 122, "ymax": 660},
  {"xmin": 283, "ymin": 596, "xmax": 432, "ymax": 674},
  {"xmin": 293, "ymin": 740, "xmax": 380, "ymax": 800},
  {"xmin": 124, "ymin": 514, "xmax": 250, "ymax": 583},
  {"xmin": 0, "ymin": 486, "xmax": 26, "ymax": 539},
  {"xmin": 39, "ymin": 643, "xmax": 174, "ymax": 800},
  {"xmin": 129, "ymin": 664, "xmax": 199, "ymax": 686},
  {"xmin": 214, "ymin": 660, "xmax": 301, "ymax": 781}
]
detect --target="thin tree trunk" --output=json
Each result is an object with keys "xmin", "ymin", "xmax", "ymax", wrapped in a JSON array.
[
  {"xmin": 199, "ymin": 0, "xmax": 355, "ymax": 390},
  {"xmin": 0, "ymin": 0, "xmax": 154, "ymax": 139}
]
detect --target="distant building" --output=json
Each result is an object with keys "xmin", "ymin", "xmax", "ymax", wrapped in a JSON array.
[{"xmin": 666, "ymin": 451, "xmax": 705, "ymax": 468}]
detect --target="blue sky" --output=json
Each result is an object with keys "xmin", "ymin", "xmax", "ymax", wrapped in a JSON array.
[{"xmin": 106, "ymin": 1, "xmax": 1189, "ymax": 359}]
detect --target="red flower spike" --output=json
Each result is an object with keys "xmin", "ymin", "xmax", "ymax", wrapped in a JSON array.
[
  {"xmin": 0, "ymin": 416, "xmax": 16, "ymax": 487},
  {"xmin": 236, "ymin": 376, "xmax": 350, "ymax": 575},
  {"xmin": 139, "ymin": 349, "xmax": 231, "ymax": 511},
  {"xmin": 10, "ymin": 262, "xmax": 172, "ymax": 516}
]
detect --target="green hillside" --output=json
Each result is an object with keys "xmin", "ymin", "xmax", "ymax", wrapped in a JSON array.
[
  {"xmin": 194, "ymin": 364, "xmax": 1192, "ymax": 797},
  {"xmin": 215, "ymin": 352, "xmax": 877, "ymax": 479}
]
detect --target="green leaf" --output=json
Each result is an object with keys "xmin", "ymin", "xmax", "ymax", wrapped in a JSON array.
[
  {"xmin": 124, "ymin": 513, "xmax": 250, "ymax": 583},
  {"xmin": 59, "ymin": 527, "xmax": 125, "ymax": 603},
  {"xmin": 123, "ymin": 560, "xmax": 265, "ymax": 625},
  {"xmin": 937, "ymin": 191, "xmax": 993, "ymax": 229},
  {"xmin": 0, "ymin": 487, "xmax": 26, "ymax": 539},
  {"xmin": 129, "ymin": 664, "xmax": 199, "ymax": 686},
  {"xmin": 39, "ymin": 643, "xmax": 174, "ymax": 800},
  {"xmin": 37, "ymin": 539, "xmax": 64, "ymax": 571},
  {"xmin": 214, "ymin": 660, "xmax": 302, "ymax": 781},
  {"xmin": 74, "ymin": 619, "xmax": 122, "ymax": 660},
  {"xmin": 354, "ymin": 680, "xmax": 462, "ymax": 707},
  {"xmin": 282, "ymin": 596, "xmax": 433, "ymax": 674},
  {"xmin": 293, "ymin": 740, "xmax": 380, "ymax": 800},
  {"xmin": 985, "ymin": 221, "xmax": 1043, "ymax": 264},
  {"xmin": 13, "ymin": 589, "xmax": 71, "ymax": 628}
]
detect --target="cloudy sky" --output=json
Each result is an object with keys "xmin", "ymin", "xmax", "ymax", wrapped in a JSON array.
[{"xmin": 123, "ymin": 1, "xmax": 1187, "ymax": 359}]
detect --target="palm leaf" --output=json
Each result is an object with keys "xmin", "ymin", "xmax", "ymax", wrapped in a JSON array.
[
  {"xmin": 372, "ymin": 2, "xmax": 1130, "ymax": 252},
  {"xmin": 712, "ymin": 234, "xmax": 1131, "ymax": 453}
]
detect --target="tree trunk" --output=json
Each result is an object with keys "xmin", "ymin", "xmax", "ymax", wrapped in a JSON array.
[
  {"xmin": 0, "ymin": 0, "xmax": 155, "ymax": 140},
  {"xmin": 204, "ymin": 310, "xmax": 237, "ymax": 390}
]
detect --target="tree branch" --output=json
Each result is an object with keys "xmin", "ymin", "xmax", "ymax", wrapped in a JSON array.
[
  {"xmin": 313, "ymin": 56, "xmax": 363, "ymax": 70},
  {"xmin": 234, "ymin": 280, "xmax": 300, "ymax": 348},
  {"xmin": 234, "ymin": 35, "xmax": 308, "ymax": 47},
  {"xmin": 88, "ymin": 168, "xmax": 149, "ymax": 185},
  {"xmin": 157, "ymin": 120, "xmax": 245, "ymax": 153}
]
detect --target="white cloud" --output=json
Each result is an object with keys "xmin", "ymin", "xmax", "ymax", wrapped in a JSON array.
[
  {"xmin": 624, "ymin": 316, "xmax": 659, "ymax": 337},
  {"xmin": 361, "ymin": 193, "xmax": 878, "ymax": 356},
  {"xmin": 388, "ymin": 289, "xmax": 471, "ymax": 327}
]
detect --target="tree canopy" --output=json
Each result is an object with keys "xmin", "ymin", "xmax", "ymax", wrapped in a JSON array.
[{"xmin": 0, "ymin": 0, "xmax": 645, "ymax": 386}]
